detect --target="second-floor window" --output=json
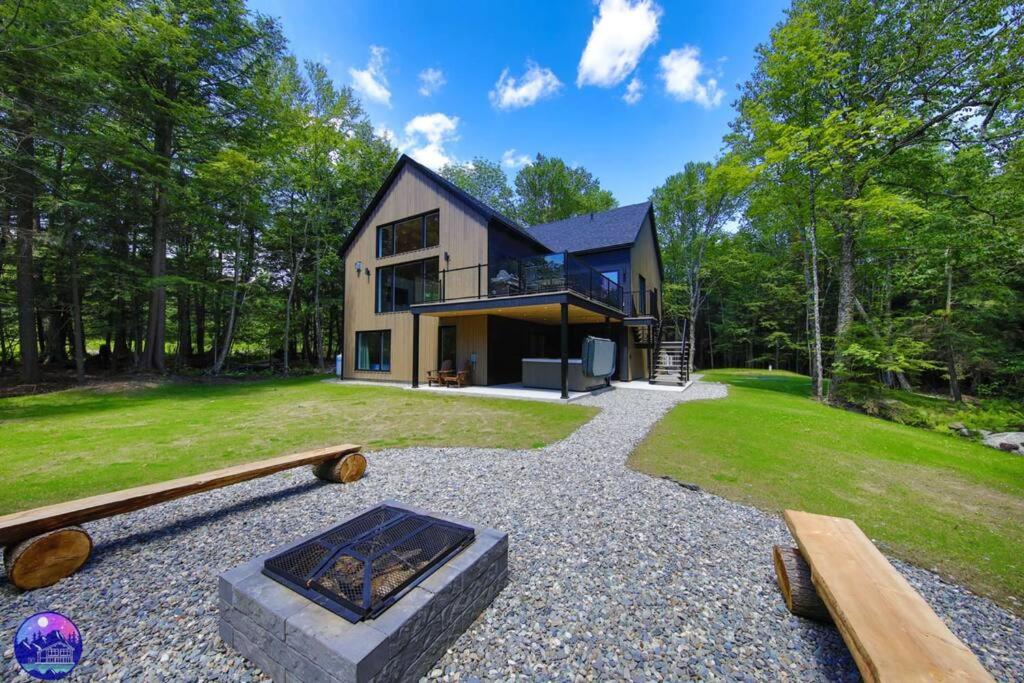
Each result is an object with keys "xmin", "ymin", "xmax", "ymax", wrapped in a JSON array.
[
  {"xmin": 377, "ymin": 210, "xmax": 439, "ymax": 258},
  {"xmin": 376, "ymin": 257, "xmax": 440, "ymax": 312}
]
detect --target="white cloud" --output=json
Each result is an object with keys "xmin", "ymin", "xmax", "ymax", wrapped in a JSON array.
[
  {"xmin": 349, "ymin": 45, "xmax": 391, "ymax": 107},
  {"xmin": 623, "ymin": 76, "xmax": 644, "ymax": 104},
  {"xmin": 577, "ymin": 0, "xmax": 661, "ymax": 88},
  {"xmin": 659, "ymin": 45, "xmax": 724, "ymax": 108},
  {"xmin": 489, "ymin": 61, "xmax": 563, "ymax": 110},
  {"xmin": 501, "ymin": 149, "xmax": 532, "ymax": 169},
  {"xmin": 403, "ymin": 113, "xmax": 460, "ymax": 169},
  {"xmin": 418, "ymin": 67, "xmax": 446, "ymax": 96},
  {"xmin": 373, "ymin": 124, "xmax": 399, "ymax": 146}
]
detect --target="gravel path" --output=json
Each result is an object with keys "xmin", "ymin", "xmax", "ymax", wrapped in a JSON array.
[{"xmin": 3, "ymin": 382, "xmax": 1022, "ymax": 681}]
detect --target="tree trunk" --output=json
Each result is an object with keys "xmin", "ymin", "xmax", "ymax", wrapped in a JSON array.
[
  {"xmin": 313, "ymin": 238, "xmax": 325, "ymax": 371},
  {"xmin": 706, "ymin": 308, "xmax": 714, "ymax": 369},
  {"xmin": 283, "ymin": 231, "xmax": 307, "ymax": 376},
  {"xmin": 13, "ymin": 103, "xmax": 40, "ymax": 383},
  {"xmin": 0, "ymin": 301, "xmax": 9, "ymax": 375},
  {"xmin": 829, "ymin": 177, "xmax": 857, "ymax": 400},
  {"xmin": 212, "ymin": 232, "xmax": 244, "ymax": 375},
  {"xmin": 194, "ymin": 288, "xmax": 206, "ymax": 358},
  {"xmin": 45, "ymin": 303, "xmax": 69, "ymax": 366},
  {"xmin": 141, "ymin": 81, "xmax": 176, "ymax": 373},
  {"xmin": 687, "ymin": 281, "xmax": 700, "ymax": 375},
  {"xmin": 944, "ymin": 248, "xmax": 962, "ymax": 402},
  {"xmin": 177, "ymin": 287, "xmax": 192, "ymax": 367},
  {"xmin": 806, "ymin": 175, "xmax": 824, "ymax": 399},
  {"xmin": 69, "ymin": 237, "xmax": 86, "ymax": 383}
]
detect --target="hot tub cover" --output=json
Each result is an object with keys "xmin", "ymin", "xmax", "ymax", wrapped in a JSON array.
[{"xmin": 582, "ymin": 336, "xmax": 616, "ymax": 378}]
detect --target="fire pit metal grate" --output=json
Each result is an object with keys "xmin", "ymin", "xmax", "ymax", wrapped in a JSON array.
[{"xmin": 262, "ymin": 504, "xmax": 475, "ymax": 622}]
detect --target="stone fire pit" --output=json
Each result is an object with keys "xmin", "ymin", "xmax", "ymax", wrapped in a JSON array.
[{"xmin": 217, "ymin": 500, "xmax": 508, "ymax": 682}]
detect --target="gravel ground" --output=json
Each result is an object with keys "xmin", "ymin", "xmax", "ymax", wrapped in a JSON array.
[{"xmin": 2, "ymin": 382, "xmax": 1022, "ymax": 682}]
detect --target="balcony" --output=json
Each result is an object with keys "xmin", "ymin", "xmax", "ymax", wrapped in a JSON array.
[{"xmin": 435, "ymin": 252, "xmax": 624, "ymax": 312}]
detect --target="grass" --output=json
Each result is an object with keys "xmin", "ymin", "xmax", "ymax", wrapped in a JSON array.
[
  {"xmin": 0, "ymin": 376, "xmax": 595, "ymax": 515},
  {"xmin": 630, "ymin": 368, "xmax": 1024, "ymax": 612}
]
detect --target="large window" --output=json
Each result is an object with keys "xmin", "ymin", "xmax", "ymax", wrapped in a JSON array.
[
  {"xmin": 376, "ymin": 257, "xmax": 439, "ymax": 312},
  {"xmin": 356, "ymin": 330, "xmax": 391, "ymax": 371},
  {"xmin": 376, "ymin": 211, "xmax": 439, "ymax": 258}
]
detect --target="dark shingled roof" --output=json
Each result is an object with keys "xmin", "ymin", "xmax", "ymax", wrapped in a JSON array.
[{"xmin": 524, "ymin": 202, "xmax": 653, "ymax": 254}]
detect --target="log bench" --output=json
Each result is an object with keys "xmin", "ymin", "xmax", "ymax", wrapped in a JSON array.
[
  {"xmin": 0, "ymin": 445, "xmax": 365, "ymax": 591},
  {"xmin": 776, "ymin": 509, "xmax": 993, "ymax": 683}
]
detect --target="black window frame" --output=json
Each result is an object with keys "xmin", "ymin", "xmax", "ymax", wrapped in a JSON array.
[
  {"xmin": 376, "ymin": 210, "xmax": 440, "ymax": 258},
  {"xmin": 375, "ymin": 256, "xmax": 440, "ymax": 313},
  {"xmin": 355, "ymin": 330, "xmax": 391, "ymax": 372}
]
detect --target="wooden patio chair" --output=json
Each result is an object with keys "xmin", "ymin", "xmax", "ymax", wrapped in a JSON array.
[
  {"xmin": 427, "ymin": 359, "xmax": 454, "ymax": 387},
  {"xmin": 444, "ymin": 362, "xmax": 472, "ymax": 388}
]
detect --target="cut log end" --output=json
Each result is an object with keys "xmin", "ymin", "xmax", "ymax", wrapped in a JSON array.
[
  {"xmin": 4, "ymin": 526, "xmax": 93, "ymax": 590},
  {"xmin": 312, "ymin": 452, "xmax": 367, "ymax": 484},
  {"xmin": 773, "ymin": 545, "xmax": 832, "ymax": 622}
]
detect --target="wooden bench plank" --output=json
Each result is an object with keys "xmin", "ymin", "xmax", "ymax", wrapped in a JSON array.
[
  {"xmin": 0, "ymin": 444, "xmax": 361, "ymax": 546},
  {"xmin": 784, "ymin": 510, "xmax": 993, "ymax": 683}
]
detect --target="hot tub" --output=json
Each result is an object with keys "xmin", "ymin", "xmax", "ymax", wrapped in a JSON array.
[{"xmin": 521, "ymin": 358, "xmax": 606, "ymax": 392}]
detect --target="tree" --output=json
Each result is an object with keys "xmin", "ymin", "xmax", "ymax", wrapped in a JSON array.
[
  {"xmin": 514, "ymin": 154, "xmax": 616, "ymax": 225},
  {"xmin": 113, "ymin": 0, "xmax": 281, "ymax": 372},
  {"xmin": 441, "ymin": 158, "xmax": 517, "ymax": 219},
  {"xmin": 0, "ymin": 0, "xmax": 106, "ymax": 381},
  {"xmin": 652, "ymin": 158, "xmax": 751, "ymax": 374}
]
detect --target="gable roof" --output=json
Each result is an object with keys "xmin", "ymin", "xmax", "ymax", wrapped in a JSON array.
[
  {"xmin": 524, "ymin": 202, "xmax": 652, "ymax": 254},
  {"xmin": 341, "ymin": 154, "xmax": 547, "ymax": 256}
]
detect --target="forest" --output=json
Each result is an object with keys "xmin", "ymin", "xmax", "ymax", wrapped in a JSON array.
[{"xmin": 1, "ymin": 0, "xmax": 1022, "ymax": 407}]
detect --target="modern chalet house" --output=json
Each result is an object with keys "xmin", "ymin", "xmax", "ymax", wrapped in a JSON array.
[{"xmin": 340, "ymin": 154, "xmax": 687, "ymax": 398}]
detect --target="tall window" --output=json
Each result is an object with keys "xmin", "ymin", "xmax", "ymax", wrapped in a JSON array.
[
  {"xmin": 376, "ymin": 211, "xmax": 439, "ymax": 258},
  {"xmin": 638, "ymin": 274, "xmax": 647, "ymax": 314},
  {"xmin": 376, "ymin": 258, "xmax": 439, "ymax": 312},
  {"xmin": 356, "ymin": 330, "xmax": 391, "ymax": 371}
]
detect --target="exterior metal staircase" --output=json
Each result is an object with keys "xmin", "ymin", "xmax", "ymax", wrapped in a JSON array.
[
  {"xmin": 650, "ymin": 318, "xmax": 690, "ymax": 386},
  {"xmin": 622, "ymin": 289, "xmax": 691, "ymax": 386}
]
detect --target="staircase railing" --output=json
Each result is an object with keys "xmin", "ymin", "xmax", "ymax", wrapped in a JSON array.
[
  {"xmin": 679, "ymin": 317, "xmax": 691, "ymax": 384},
  {"xmin": 649, "ymin": 314, "xmax": 666, "ymax": 384}
]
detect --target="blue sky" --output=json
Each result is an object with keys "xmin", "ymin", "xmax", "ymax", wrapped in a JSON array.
[{"xmin": 245, "ymin": 0, "xmax": 789, "ymax": 205}]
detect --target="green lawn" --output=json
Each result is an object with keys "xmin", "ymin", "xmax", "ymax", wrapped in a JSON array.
[
  {"xmin": 0, "ymin": 376, "xmax": 595, "ymax": 514},
  {"xmin": 630, "ymin": 369, "xmax": 1024, "ymax": 612}
]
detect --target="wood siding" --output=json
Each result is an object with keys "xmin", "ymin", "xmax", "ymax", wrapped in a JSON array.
[
  {"xmin": 439, "ymin": 315, "xmax": 488, "ymax": 385},
  {"xmin": 343, "ymin": 164, "xmax": 489, "ymax": 382},
  {"xmin": 627, "ymin": 214, "xmax": 662, "ymax": 381}
]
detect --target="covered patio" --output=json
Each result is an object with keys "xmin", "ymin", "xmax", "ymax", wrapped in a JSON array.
[{"xmin": 410, "ymin": 291, "xmax": 626, "ymax": 399}]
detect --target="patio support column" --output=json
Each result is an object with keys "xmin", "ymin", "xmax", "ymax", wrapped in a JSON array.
[
  {"xmin": 412, "ymin": 312, "xmax": 420, "ymax": 388},
  {"xmin": 560, "ymin": 302, "xmax": 569, "ymax": 399},
  {"xmin": 604, "ymin": 316, "xmax": 610, "ymax": 339}
]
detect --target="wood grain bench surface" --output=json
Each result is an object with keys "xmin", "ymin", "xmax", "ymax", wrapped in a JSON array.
[
  {"xmin": 784, "ymin": 509, "xmax": 993, "ymax": 683},
  {"xmin": 0, "ymin": 444, "xmax": 362, "ymax": 546}
]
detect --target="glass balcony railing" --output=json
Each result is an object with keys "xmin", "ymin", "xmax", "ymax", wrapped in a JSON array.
[{"xmin": 434, "ymin": 252, "xmax": 624, "ymax": 311}]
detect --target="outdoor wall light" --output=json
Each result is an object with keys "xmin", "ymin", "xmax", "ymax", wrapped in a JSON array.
[
  {"xmin": 355, "ymin": 260, "xmax": 364, "ymax": 275},
  {"xmin": 444, "ymin": 251, "xmax": 450, "ymax": 264}
]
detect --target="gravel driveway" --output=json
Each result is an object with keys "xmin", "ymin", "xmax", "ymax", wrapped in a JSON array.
[{"xmin": 2, "ymin": 382, "xmax": 1022, "ymax": 681}]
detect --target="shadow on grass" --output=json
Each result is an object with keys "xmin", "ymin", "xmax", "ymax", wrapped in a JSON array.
[
  {"xmin": 0, "ymin": 375, "xmax": 326, "ymax": 422},
  {"xmin": 707, "ymin": 371, "xmax": 814, "ymax": 399}
]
